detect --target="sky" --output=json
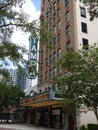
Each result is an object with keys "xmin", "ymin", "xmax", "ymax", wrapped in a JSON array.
[{"xmin": 32, "ymin": 0, "xmax": 41, "ymax": 11}]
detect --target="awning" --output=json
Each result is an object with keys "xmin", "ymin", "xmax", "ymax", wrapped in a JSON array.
[
  {"xmin": 27, "ymin": 100, "xmax": 59, "ymax": 107},
  {"xmin": 20, "ymin": 90, "xmax": 62, "ymax": 108}
]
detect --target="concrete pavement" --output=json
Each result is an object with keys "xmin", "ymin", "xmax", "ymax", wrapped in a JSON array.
[{"xmin": 0, "ymin": 124, "xmax": 63, "ymax": 130}]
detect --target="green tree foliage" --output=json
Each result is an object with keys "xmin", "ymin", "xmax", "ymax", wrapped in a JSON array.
[
  {"xmin": 0, "ymin": 83, "xmax": 25, "ymax": 112},
  {"xmin": 0, "ymin": 0, "xmax": 40, "ymax": 79},
  {"xmin": 52, "ymin": 46, "xmax": 98, "ymax": 123},
  {"xmin": 0, "ymin": 0, "xmax": 40, "ymax": 111},
  {"xmin": 0, "ymin": 0, "xmax": 39, "ymax": 41},
  {"xmin": 0, "ymin": 0, "xmax": 52, "ymax": 80},
  {"xmin": 0, "ymin": 0, "xmax": 52, "ymax": 112},
  {"xmin": 0, "ymin": 69, "xmax": 10, "ymax": 82},
  {"xmin": 82, "ymin": 0, "xmax": 98, "ymax": 21}
]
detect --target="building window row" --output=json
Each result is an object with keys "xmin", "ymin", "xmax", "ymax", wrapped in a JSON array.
[
  {"xmin": 65, "ymin": 10, "xmax": 70, "ymax": 37},
  {"xmin": 50, "ymin": 20, "xmax": 61, "ymax": 34},
  {"xmin": 49, "ymin": 19, "xmax": 61, "ymax": 32},
  {"xmin": 45, "ymin": 48, "xmax": 61, "ymax": 67},
  {"xmin": 46, "ymin": 0, "xmax": 61, "ymax": 17},
  {"xmin": 46, "ymin": 33, "xmax": 61, "ymax": 50},
  {"xmin": 50, "ymin": 34, "xmax": 61, "ymax": 47},
  {"xmin": 45, "ymin": 67, "xmax": 62, "ymax": 80},
  {"xmin": 46, "ymin": 2, "xmax": 61, "ymax": 22},
  {"xmin": 79, "ymin": 2, "xmax": 88, "ymax": 49}
]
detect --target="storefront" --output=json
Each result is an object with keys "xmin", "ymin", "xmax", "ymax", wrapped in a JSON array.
[{"xmin": 20, "ymin": 89, "xmax": 75, "ymax": 129}]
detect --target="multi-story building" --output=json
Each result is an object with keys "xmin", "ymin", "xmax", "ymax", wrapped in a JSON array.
[
  {"xmin": 2, "ymin": 65, "xmax": 32, "ymax": 90},
  {"xmin": 38, "ymin": 0, "xmax": 98, "ymax": 92},
  {"xmin": 9, "ymin": 68, "xmax": 17, "ymax": 85},
  {"xmin": 16, "ymin": 68, "xmax": 27, "ymax": 90},
  {"xmin": 38, "ymin": 0, "xmax": 98, "ymax": 129},
  {"xmin": 20, "ymin": 0, "xmax": 98, "ymax": 129}
]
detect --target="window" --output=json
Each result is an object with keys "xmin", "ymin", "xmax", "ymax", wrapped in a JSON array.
[
  {"xmin": 53, "ymin": 13, "xmax": 56, "ymax": 21},
  {"xmin": 42, "ymin": 0, "xmax": 45, "ymax": 4},
  {"xmin": 57, "ymin": 48, "xmax": 61, "ymax": 58},
  {"xmin": 50, "ymin": 6, "xmax": 52, "ymax": 14},
  {"xmin": 46, "ymin": 58, "xmax": 48, "ymax": 66},
  {"xmin": 49, "ymin": 69, "xmax": 52, "ymax": 78},
  {"xmin": 49, "ymin": 0, "xmax": 53, "ymax": 2},
  {"xmin": 57, "ymin": 8, "xmax": 60, "ymax": 16},
  {"xmin": 82, "ymin": 38, "xmax": 89, "ymax": 49},
  {"xmin": 53, "ymin": 67, "xmax": 57, "ymax": 75},
  {"xmin": 46, "ymin": 48, "xmax": 48, "ymax": 53},
  {"xmin": 53, "ymin": 38, "xmax": 56, "ymax": 46},
  {"xmin": 66, "ymin": 41, "xmax": 70, "ymax": 51},
  {"xmin": 66, "ymin": 11, "xmax": 70, "ymax": 21},
  {"xmin": 53, "ymin": 52, "xmax": 56, "ymax": 62},
  {"xmin": 57, "ymin": 34, "xmax": 61, "ymax": 43},
  {"xmin": 57, "ymin": 20, "xmax": 61, "ymax": 29},
  {"xmin": 53, "ymin": 2, "xmax": 56, "ymax": 9},
  {"xmin": 39, "ymin": 89, "xmax": 42, "ymax": 93},
  {"xmin": 49, "ymin": 41, "xmax": 52, "ymax": 48},
  {"xmin": 46, "ymin": 72, "xmax": 48, "ymax": 80},
  {"xmin": 53, "ymin": 26, "xmax": 56, "ymax": 33},
  {"xmin": 81, "ymin": 22, "xmax": 87, "ymax": 33},
  {"xmin": 49, "ymin": 55, "xmax": 52, "ymax": 64},
  {"xmin": 80, "ymin": 7, "xmax": 86, "ymax": 18},
  {"xmin": 80, "ymin": 0, "xmax": 84, "ymax": 3},
  {"xmin": 57, "ymin": 0, "xmax": 60, "ymax": 4},
  {"xmin": 47, "ymin": 11, "xmax": 49, "ymax": 18},
  {"xmin": 50, "ymin": 18, "xmax": 52, "ymax": 25},
  {"xmin": 45, "ymin": 87, "xmax": 48, "ymax": 91},
  {"xmin": 66, "ymin": 26, "xmax": 70, "ymax": 36},
  {"xmin": 57, "ymin": 67, "xmax": 62, "ymax": 74},
  {"xmin": 65, "ymin": 0, "xmax": 69, "ymax": 6}
]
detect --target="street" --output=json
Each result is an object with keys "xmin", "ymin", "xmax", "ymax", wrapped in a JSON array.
[{"xmin": 0, "ymin": 124, "xmax": 63, "ymax": 130}]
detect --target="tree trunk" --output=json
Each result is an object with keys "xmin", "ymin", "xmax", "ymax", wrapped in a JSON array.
[{"xmin": 93, "ymin": 108, "xmax": 98, "ymax": 124}]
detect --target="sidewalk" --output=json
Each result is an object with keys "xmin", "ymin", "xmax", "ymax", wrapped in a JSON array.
[{"xmin": 0, "ymin": 124, "xmax": 63, "ymax": 130}]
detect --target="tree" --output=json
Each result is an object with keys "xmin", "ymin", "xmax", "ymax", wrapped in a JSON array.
[
  {"xmin": 0, "ymin": 0, "xmax": 51, "ymax": 79},
  {"xmin": 0, "ymin": 83, "xmax": 25, "ymax": 113},
  {"xmin": 0, "ymin": 0, "xmax": 52, "ymax": 112},
  {"xmin": 82, "ymin": 0, "xmax": 98, "ymax": 21},
  {"xmin": 0, "ymin": 0, "xmax": 38, "ymax": 78},
  {"xmin": 51, "ymin": 46, "xmax": 98, "ymax": 123},
  {"xmin": 0, "ymin": 0, "xmax": 39, "ymax": 41}
]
